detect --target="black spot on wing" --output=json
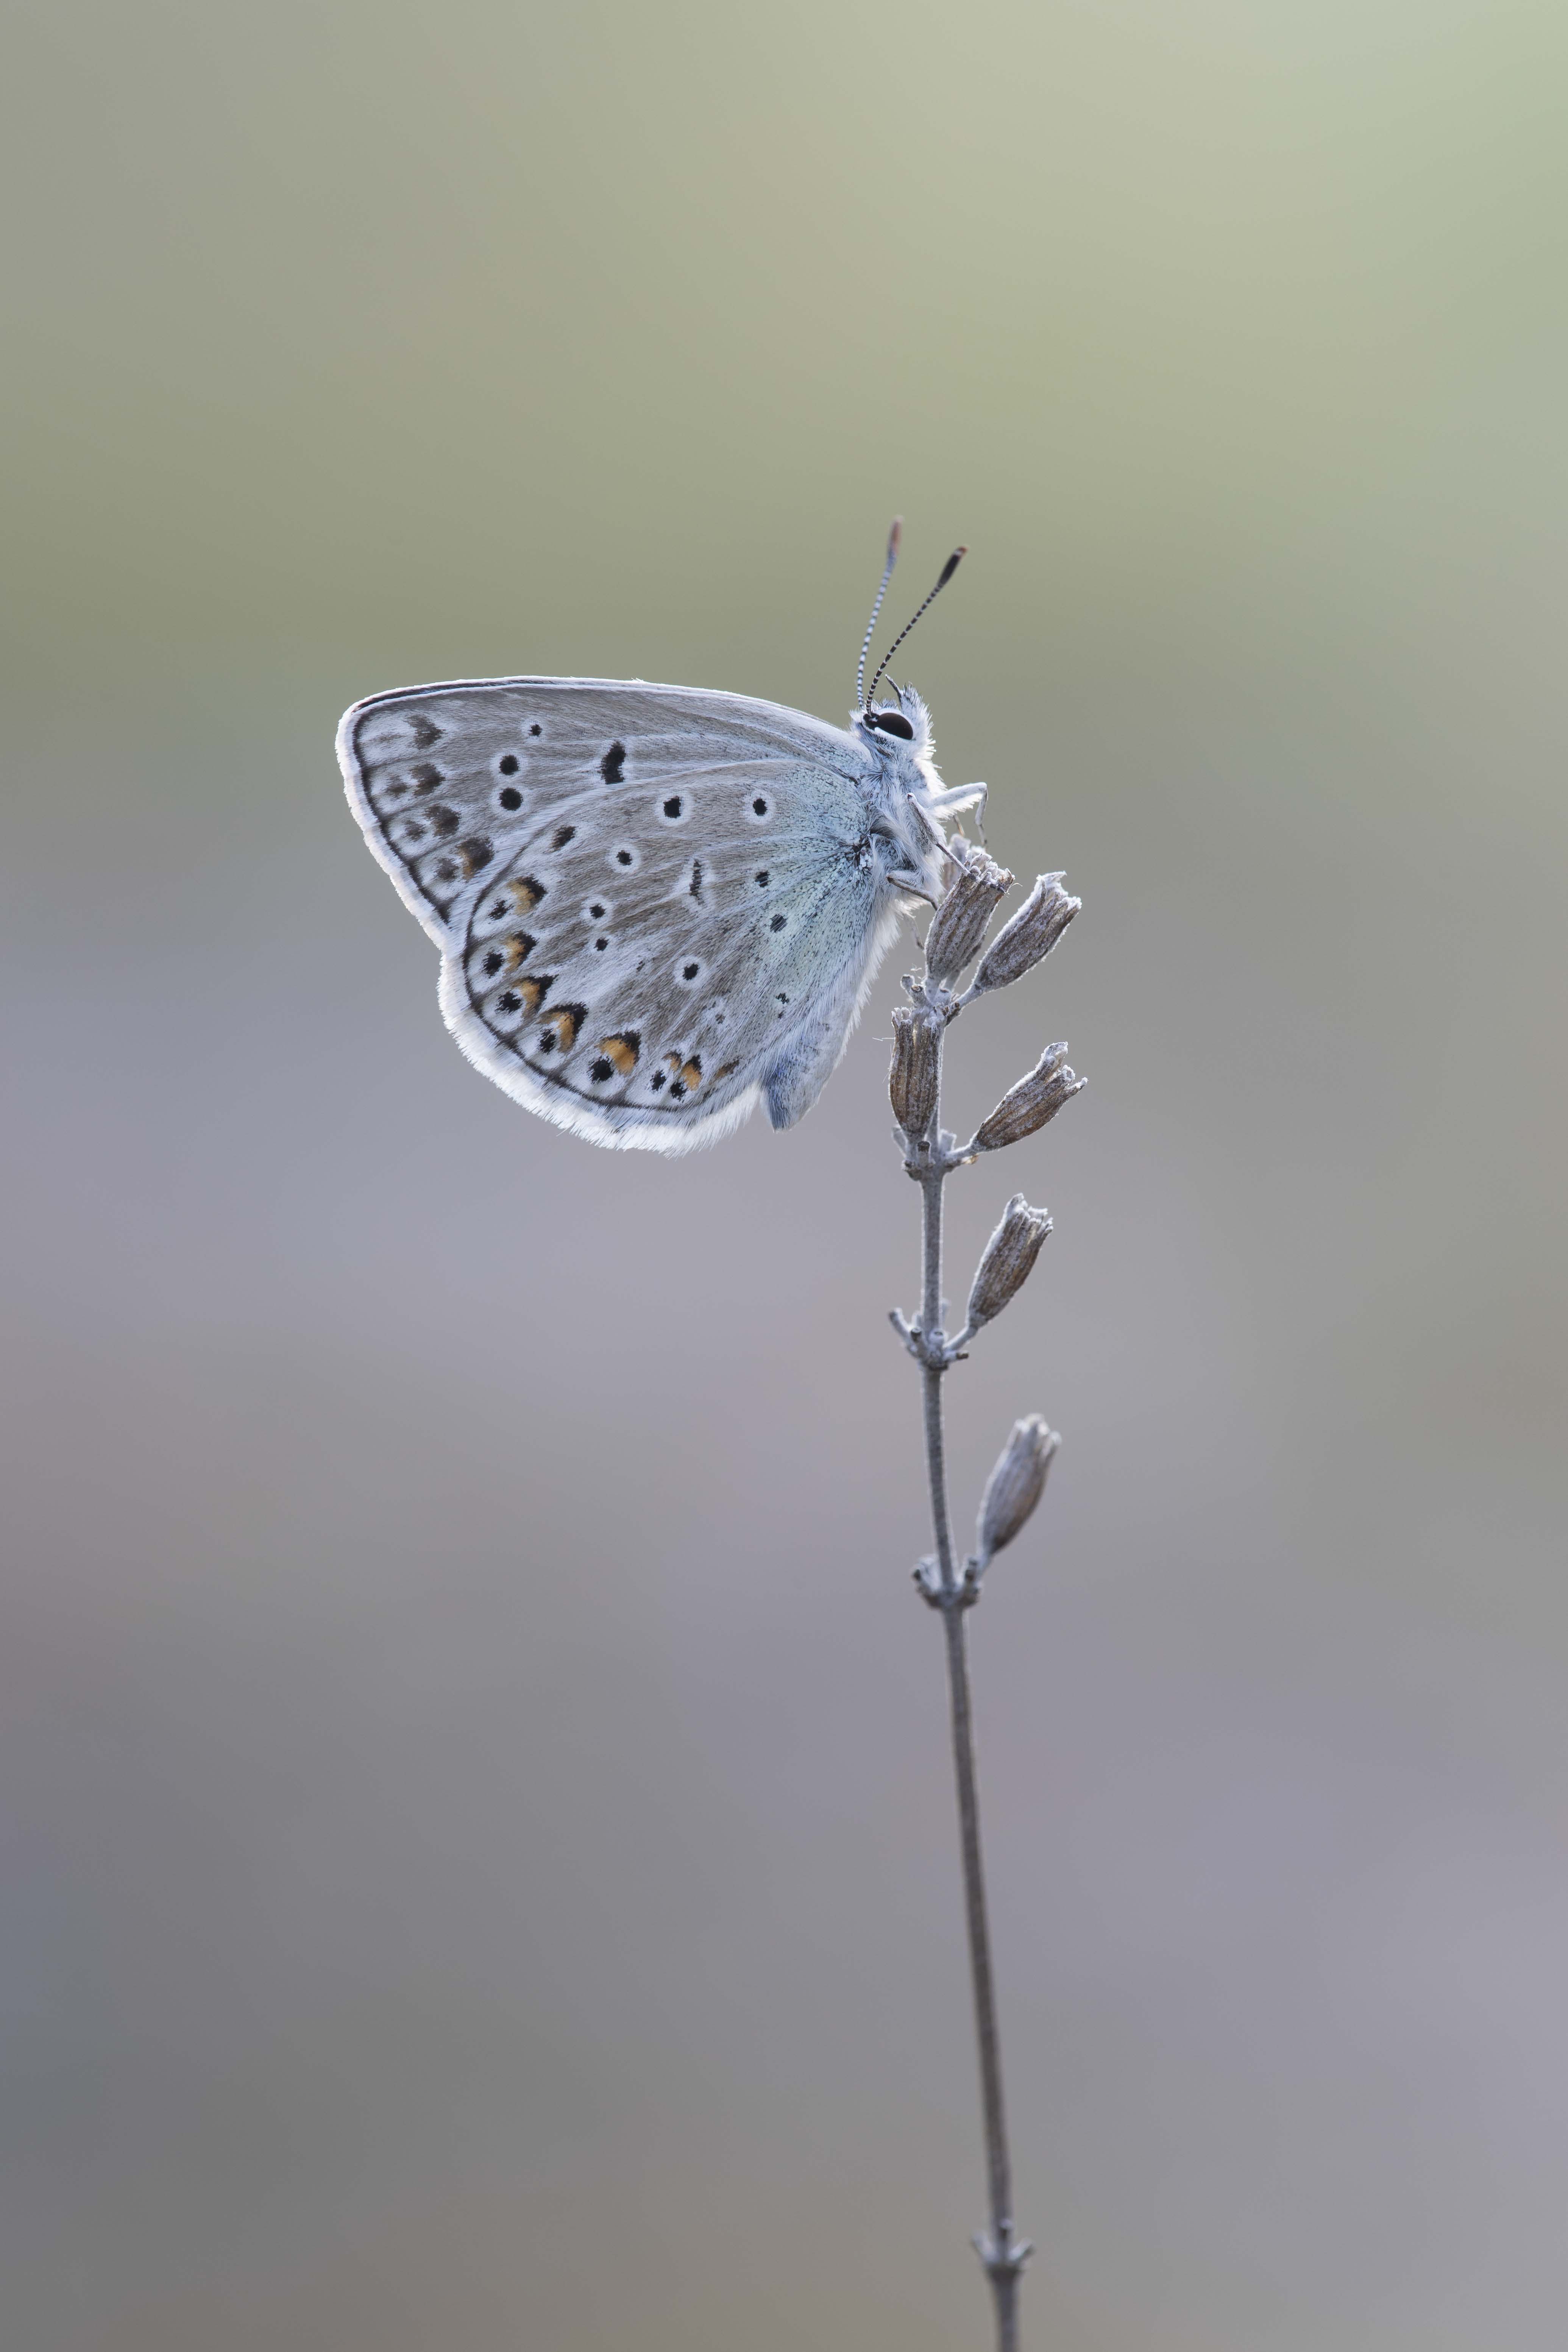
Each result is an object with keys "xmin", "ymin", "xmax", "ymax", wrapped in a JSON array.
[{"xmin": 601, "ymin": 741, "xmax": 626, "ymax": 783}]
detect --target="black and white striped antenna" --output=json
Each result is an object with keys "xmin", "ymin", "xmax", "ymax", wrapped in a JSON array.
[
  {"xmin": 864, "ymin": 543, "xmax": 967, "ymax": 710},
  {"xmin": 855, "ymin": 517, "xmax": 902, "ymax": 710}
]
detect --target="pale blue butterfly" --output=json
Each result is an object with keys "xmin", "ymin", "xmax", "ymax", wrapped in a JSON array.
[{"xmin": 337, "ymin": 526, "xmax": 984, "ymax": 1152}]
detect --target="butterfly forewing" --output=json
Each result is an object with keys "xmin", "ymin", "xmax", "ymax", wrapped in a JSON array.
[{"xmin": 340, "ymin": 676, "xmax": 863, "ymax": 943}]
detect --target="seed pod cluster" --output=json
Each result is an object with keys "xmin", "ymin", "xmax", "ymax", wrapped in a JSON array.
[{"xmin": 884, "ymin": 808, "xmax": 1085, "ymax": 1600}]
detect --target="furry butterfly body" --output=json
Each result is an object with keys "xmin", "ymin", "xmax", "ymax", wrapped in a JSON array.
[{"xmin": 339, "ymin": 670, "xmax": 982, "ymax": 1153}]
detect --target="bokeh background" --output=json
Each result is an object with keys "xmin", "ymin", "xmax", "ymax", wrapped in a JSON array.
[{"xmin": 4, "ymin": 3, "xmax": 1566, "ymax": 2346}]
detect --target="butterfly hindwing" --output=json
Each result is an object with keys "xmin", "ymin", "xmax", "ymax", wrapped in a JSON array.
[{"xmin": 340, "ymin": 677, "xmax": 899, "ymax": 1152}]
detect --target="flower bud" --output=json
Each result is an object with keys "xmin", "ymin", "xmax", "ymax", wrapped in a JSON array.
[
  {"xmin": 889, "ymin": 1006, "xmax": 941, "ymax": 1141},
  {"xmin": 975, "ymin": 1415, "xmax": 1059, "ymax": 1569},
  {"xmin": 973, "ymin": 1043, "xmax": 1084, "ymax": 1153},
  {"xmin": 971, "ymin": 873, "xmax": 1080, "ymax": 996},
  {"xmin": 924, "ymin": 843, "xmax": 1014, "ymax": 985},
  {"xmin": 966, "ymin": 1193, "xmax": 1052, "ymax": 1332}
]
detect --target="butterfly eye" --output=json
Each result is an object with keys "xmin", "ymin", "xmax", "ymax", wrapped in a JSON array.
[{"xmin": 870, "ymin": 709, "xmax": 914, "ymax": 740}]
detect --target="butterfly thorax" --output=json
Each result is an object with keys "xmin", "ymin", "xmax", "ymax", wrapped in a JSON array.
[{"xmin": 850, "ymin": 685, "xmax": 953, "ymax": 901}]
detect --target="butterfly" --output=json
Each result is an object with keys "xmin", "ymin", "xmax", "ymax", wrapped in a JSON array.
[{"xmin": 337, "ymin": 526, "xmax": 983, "ymax": 1153}]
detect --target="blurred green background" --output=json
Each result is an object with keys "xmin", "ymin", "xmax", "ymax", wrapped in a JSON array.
[{"xmin": 4, "ymin": 2, "xmax": 1566, "ymax": 2346}]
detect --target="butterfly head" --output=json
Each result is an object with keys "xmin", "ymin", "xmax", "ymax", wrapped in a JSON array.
[{"xmin": 856, "ymin": 680, "xmax": 932, "ymax": 759}]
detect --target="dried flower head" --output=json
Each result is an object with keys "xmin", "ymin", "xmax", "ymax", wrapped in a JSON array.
[
  {"xmin": 889, "ymin": 1006, "xmax": 941, "ymax": 1143},
  {"xmin": 973, "ymin": 1043, "xmax": 1085, "ymax": 1153},
  {"xmin": 971, "ymin": 873, "xmax": 1080, "ymax": 996},
  {"xmin": 975, "ymin": 1415, "xmax": 1060, "ymax": 1570},
  {"xmin": 966, "ymin": 1193, "xmax": 1052, "ymax": 1332},
  {"xmin": 924, "ymin": 843, "xmax": 1014, "ymax": 986}
]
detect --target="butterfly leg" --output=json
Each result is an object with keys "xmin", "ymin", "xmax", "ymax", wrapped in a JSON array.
[{"xmin": 924, "ymin": 781, "xmax": 988, "ymax": 823}]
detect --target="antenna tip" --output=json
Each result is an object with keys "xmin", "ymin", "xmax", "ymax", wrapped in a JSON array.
[
  {"xmin": 937, "ymin": 545, "xmax": 967, "ymax": 590},
  {"xmin": 888, "ymin": 517, "xmax": 903, "ymax": 556}
]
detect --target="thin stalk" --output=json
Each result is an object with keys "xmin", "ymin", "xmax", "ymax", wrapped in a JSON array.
[{"xmin": 916, "ymin": 1040, "xmax": 1027, "ymax": 2352}]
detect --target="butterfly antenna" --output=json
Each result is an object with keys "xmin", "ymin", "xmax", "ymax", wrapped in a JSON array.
[
  {"xmin": 865, "ymin": 545, "xmax": 967, "ymax": 709},
  {"xmin": 856, "ymin": 517, "xmax": 902, "ymax": 710}
]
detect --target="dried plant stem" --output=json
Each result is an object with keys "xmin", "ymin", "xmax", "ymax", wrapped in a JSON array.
[
  {"xmin": 891, "ymin": 839, "xmax": 1080, "ymax": 2344},
  {"xmin": 914, "ymin": 1044, "xmax": 1028, "ymax": 2352}
]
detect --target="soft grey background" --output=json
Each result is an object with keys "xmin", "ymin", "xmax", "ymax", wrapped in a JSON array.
[{"xmin": 4, "ymin": 3, "xmax": 1566, "ymax": 2347}]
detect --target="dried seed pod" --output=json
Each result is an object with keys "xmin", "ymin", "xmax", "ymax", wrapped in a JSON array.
[
  {"xmin": 966, "ymin": 1193, "xmax": 1052, "ymax": 1332},
  {"xmin": 889, "ymin": 1006, "xmax": 941, "ymax": 1142},
  {"xmin": 975, "ymin": 1415, "xmax": 1060, "ymax": 1570},
  {"xmin": 924, "ymin": 844, "xmax": 1014, "ymax": 986},
  {"xmin": 971, "ymin": 873, "xmax": 1080, "ymax": 996},
  {"xmin": 973, "ymin": 1043, "xmax": 1084, "ymax": 1153}
]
